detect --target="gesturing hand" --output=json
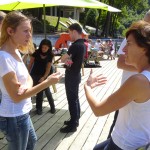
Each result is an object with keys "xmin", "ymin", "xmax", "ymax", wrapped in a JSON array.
[
  {"xmin": 86, "ymin": 69, "xmax": 107, "ymax": 88},
  {"xmin": 47, "ymin": 72, "xmax": 63, "ymax": 85}
]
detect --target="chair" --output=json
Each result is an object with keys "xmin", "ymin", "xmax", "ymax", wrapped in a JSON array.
[
  {"xmin": 52, "ymin": 84, "xmax": 57, "ymax": 93},
  {"xmin": 81, "ymin": 63, "xmax": 84, "ymax": 76},
  {"xmin": 87, "ymin": 49, "xmax": 101, "ymax": 64}
]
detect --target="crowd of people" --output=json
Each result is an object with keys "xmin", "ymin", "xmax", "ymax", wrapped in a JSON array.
[
  {"xmin": 53, "ymin": 36, "xmax": 117, "ymax": 67},
  {"xmin": 0, "ymin": 10, "xmax": 150, "ymax": 150},
  {"xmin": 86, "ymin": 38, "xmax": 116, "ymax": 60}
]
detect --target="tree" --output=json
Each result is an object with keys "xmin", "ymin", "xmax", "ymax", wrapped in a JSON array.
[
  {"xmin": 22, "ymin": 0, "xmax": 150, "ymax": 37},
  {"xmin": 55, "ymin": 7, "xmax": 61, "ymax": 31},
  {"xmin": 84, "ymin": 9, "xmax": 99, "ymax": 28},
  {"xmin": 95, "ymin": 9, "xmax": 102, "ymax": 36}
]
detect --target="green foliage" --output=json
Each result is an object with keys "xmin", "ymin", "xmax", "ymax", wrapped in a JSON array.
[
  {"xmin": 96, "ymin": 0, "xmax": 150, "ymax": 37},
  {"xmin": 30, "ymin": 0, "xmax": 150, "ymax": 37},
  {"xmin": 117, "ymin": 0, "xmax": 149, "ymax": 36},
  {"xmin": 32, "ymin": 19, "xmax": 44, "ymax": 33},
  {"xmin": 84, "ymin": 9, "xmax": 99, "ymax": 27},
  {"xmin": 122, "ymin": 28, "xmax": 128, "ymax": 37}
]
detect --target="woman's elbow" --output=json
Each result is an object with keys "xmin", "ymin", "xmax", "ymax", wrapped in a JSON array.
[
  {"xmin": 92, "ymin": 108, "xmax": 105, "ymax": 117},
  {"xmin": 12, "ymin": 97, "xmax": 21, "ymax": 103},
  {"xmin": 11, "ymin": 94, "xmax": 24, "ymax": 103},
  {"xmin": 94, "ymin": 111, "xmax": 100, "ymax": 117},
  {"xmin": 94, "ymin": 112, "xmax": 106, "ymax": 117}
]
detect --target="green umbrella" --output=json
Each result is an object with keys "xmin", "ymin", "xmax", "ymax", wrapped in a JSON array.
[
  {"xmin": 0, "ymin": 0, "xmax": 121, "ymax": 11},
  {"xmin": 0, "ymin": 0, "xmax": 121, "ymax": 37}
]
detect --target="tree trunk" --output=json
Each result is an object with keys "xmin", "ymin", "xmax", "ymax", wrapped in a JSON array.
[
  {"xmin": 111, "ymin": 13, "xmax": 118, "ymax": 37},
  {"xmin": 95, "ymin": 9, "xmax": 101, "ymax": 36},
  {"xmin": 104, "ymin": 12, "xmax": 111, "ymax": 37},
  {"xmin": 55, "ymin": 7, "xmax": 61, "ymax": 31}
]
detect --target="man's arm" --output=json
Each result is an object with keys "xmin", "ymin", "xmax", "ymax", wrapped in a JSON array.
[
  {"xmin": 61, "ymin": 53, "xmax": 70, "ymax": 63},
  {"xmin": 117, "ymin": 54, "xmax": 137, "ymax": 72}
]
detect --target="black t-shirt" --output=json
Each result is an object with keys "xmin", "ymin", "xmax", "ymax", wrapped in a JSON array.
[
  {"xmin": 30, "ymin": 50, "xmax": 53, "ymax": 76},
  {"xmin": 66, "ymin": 39, "xmax": 86, "ymax": 75}
]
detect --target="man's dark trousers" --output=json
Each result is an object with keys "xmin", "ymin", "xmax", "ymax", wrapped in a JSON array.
[{"xmin": 65, "ymin": 73, "xmax": 81, "ymax": 124}]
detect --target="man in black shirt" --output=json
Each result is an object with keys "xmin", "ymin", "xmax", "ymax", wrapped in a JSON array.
[{"xmin": 60, "ymin": 23, "xmax": 86, "ymax": 133}]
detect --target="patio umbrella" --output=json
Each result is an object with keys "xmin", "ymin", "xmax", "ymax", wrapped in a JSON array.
[
  {"xmin": 0, "ymin": 0, "xmax": 121, "ymax": 37},
  {"xmin": 0, "ymin": 0, "xmax": 121, "ymax": 11}
]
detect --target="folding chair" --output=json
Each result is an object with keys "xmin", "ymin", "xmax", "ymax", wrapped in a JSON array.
[{"xmin": 87, "ymin": 49, "xmax": 101, "ymax": 64}]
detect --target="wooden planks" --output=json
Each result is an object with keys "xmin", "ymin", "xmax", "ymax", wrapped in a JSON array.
[{"xmin": 0, "ymin": 58, "xmax": 123, "ymax": 150}]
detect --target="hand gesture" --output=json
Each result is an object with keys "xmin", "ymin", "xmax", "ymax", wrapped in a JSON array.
[
  {"xmin": 86, "ymin": 69, "xmax": 107, "ymax": 88},
  {"xmin": 46, "ymin": 72, "xmax": 63, "ymax": 85}
]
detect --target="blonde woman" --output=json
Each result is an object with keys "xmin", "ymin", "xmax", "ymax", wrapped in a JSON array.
[{"xmin": 0, "ymin": 11, "xmax": 62, "ymax": 150}]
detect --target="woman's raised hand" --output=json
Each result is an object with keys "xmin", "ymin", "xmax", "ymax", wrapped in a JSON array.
[{"xmin": 86, "ymin": 69, "xmax": 107, "ymax": 88}]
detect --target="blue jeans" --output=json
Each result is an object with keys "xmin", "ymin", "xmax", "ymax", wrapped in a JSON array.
[
  {"xmin": 0, "ymin": 113, "xmax": 37, "ymax": 150},
  {"xmin": 93, "ymin": 138, "xmax": 122, "ymax": 150}
]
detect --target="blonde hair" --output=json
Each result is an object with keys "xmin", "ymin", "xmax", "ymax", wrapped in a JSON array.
[
  {"xmin": 0, "ymin": 11, "xmax": 34, "ymax": 54},
  {"xmin": 144, "ymin": 10, "xmax": 150, "ymax": 23},
  {"xmin": 0, "ymin": 11, "xmax": 6, "ymax": 22}
]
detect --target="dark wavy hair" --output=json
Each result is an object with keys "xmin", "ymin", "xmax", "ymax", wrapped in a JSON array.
[
  {"xmin": 38, "ymin": 39, "xmax": 54, "ymax": 57},
  {"xmin": 126, "ymin": 20, "xmax": 150, "ymax": 63},
  {"xmin": 68, "ymin": 23, "xmax": 82, "ymax": 34}
]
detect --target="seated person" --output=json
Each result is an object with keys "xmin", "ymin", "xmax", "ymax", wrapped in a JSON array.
[{"xmin": 93, "ymin": 39, "xmax": 104, "ymax": 57}]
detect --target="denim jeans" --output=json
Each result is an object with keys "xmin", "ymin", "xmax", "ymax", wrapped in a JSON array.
[
  {"xmin": 0, "ymin": 113, "xmax": 37, "ymax": 150},
  {"xmin": 93, "ymin": 138, "xmax": 122, "ymax": 150}
]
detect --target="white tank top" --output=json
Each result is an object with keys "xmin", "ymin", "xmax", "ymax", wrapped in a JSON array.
[{"xmin": 112, "ymin": 70, "xmax": 150, "ymax": 150}]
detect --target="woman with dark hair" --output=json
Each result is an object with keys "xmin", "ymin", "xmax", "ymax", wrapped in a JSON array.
[
  {"xmin": 84, "ymin": 20, "xmax": 150, "ymax": 149},
  {"xmin": 28, "ymin": 39, "xmax": 56, "ymax": 115}
]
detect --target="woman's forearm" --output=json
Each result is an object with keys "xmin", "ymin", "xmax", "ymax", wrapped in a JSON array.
[
  {"xmin": 14, "ymin": 72, "xmax": 61, "ymax": 103},
  {"xmin": 14, "ymin": 79, "xmax": 49, "ymax": 103},
  {"xmin": 84, "ymin": 84, "xmax": 101, "ymax": 116}
]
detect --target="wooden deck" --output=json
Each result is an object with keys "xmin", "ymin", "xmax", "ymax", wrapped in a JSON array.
[{"xmin": 0, "ymin": 58, "xmax": 123, "ymax": 150}]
